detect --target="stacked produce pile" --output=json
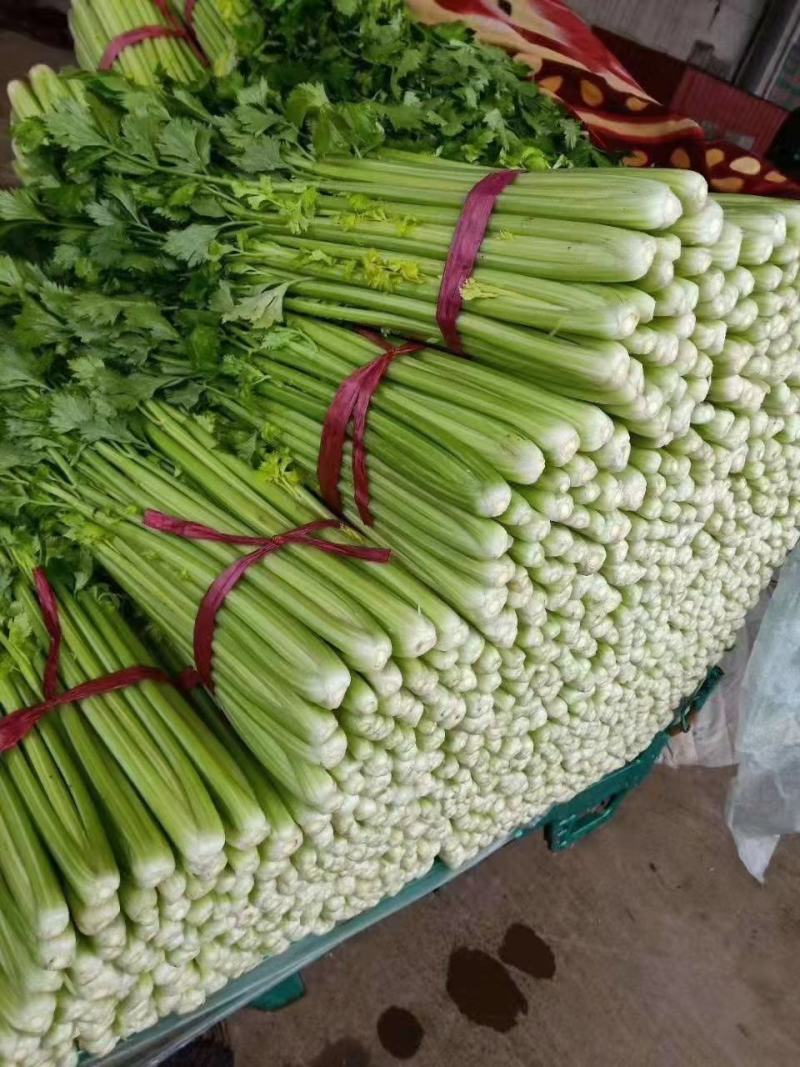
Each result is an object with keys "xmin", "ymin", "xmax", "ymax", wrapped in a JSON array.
[{"xmin": 0, "ymin": 3, "xmax": 799, "ymax": 1064}]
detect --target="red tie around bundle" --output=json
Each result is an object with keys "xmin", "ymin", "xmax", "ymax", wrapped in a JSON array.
[
  {"xmin": 0, "ymin": 517, "xmax": 391, "ymax": 752},
  {"xmin": 318, "ymin": 329, "xmax": 426, "ymax": 527},
  {"xmin": 100, "ymin": 0, "xmax": 208, "ymax": 72},
  {"xmin": 436, "ymin": 169, "xmax": 521, "ymax": 353},
  {"xmin": 142, "ymin": 512, "xmax": 392, "ymax": 692},
  {"xmin": 319, "ymin": 173, "xmax": 516, "ymax": 517},
  {"xmin": 0, "ymin": 569, "xmax": 178, "ymax": 754}
]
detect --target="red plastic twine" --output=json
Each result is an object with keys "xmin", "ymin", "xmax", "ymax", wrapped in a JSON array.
[
  {"xmin": 435, "ymin": 169, "xmax": 521, "ymax": 353},
  {"xmin": 142, "ymin": 512, "xmax": 392, "ymax": 692},
  {"xmin": 318, "ymin": 330, "xmax": 426, "ymax": 527},
  {"xmin": 0, "ymin": 569, "xmax": 177, "ymax": 754},
  {"xmin": 100, "ymin": 0, "xmax": 208, "ymax": 71},
  {"xmin": 0, "ymin": 517, "xmax": 391, "ymax": 751},
  {"xmin": 35, "ymin": 568, "xmax": 62, "ymax": 705}
]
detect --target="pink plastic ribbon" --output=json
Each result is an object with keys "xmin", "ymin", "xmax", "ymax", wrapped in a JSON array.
[
  {"xmin": 0, "ymin": 569, "xmax": 177, "ymax": 754},
  {"xmin": 436, "ymin": 170, "xmax": 521, "ymax": 352},
  {"xmin": 35, "ymin": 568, "xmax": 62, "ymax": 703},
  {"xmin": 318, "ymin": 330, "xmax": 426, "ymax": 527},
  {"xmin": 142, "ymin": 512, "xmax": 392, "ymax": 692}
]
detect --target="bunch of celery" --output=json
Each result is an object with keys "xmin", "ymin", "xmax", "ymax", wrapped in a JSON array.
[
  {"xmin": 67, "ymin": 0, "xmax": 604, "ymax": 169},
  {"xmin": 4, "ymin": 404, "xmax": 468, "ymax": 810},
  {"xmin": 69, "ymin": 0, "xmax": 248, "ymax": 82},
  {"xmin": 68, "ymin": 0, "xmax": 206, "ymax": 84},
  {"xmin": 0, "ymin": 563, "xmax": 450, "ymax": 1063},
  {"xmin": 6, "ymin": 65, "xmax": 709, "ymax": 441}
]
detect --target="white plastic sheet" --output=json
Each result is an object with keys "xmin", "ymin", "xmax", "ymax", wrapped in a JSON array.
[
  {"xmin": 661, "ymin": 562, "xmax": 800, "ymax": 881},
  {"xmin": 726, "ymin": 549, "xmax": 800, "ymax": 881}
]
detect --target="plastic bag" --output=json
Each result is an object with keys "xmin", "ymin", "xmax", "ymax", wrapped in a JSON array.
[{"xmin": 726, "ymin": 547, "xmax": 800, "ymax": 881}]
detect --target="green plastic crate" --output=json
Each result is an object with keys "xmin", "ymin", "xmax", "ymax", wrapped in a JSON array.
[
  {"xmin": 543, "ymin": 731, "xmax": 668, "ymax": 851},
  {"xmin": 248, "ymin": 972, "xmax": 306, "ymax": 1012},
  {"xmin": 669, "ymin": 665, "xmax": 724, "ymax": 735}
]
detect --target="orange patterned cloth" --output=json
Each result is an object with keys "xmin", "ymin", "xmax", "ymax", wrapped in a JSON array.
[{"xmin": 408, "ymin": 0, "xmax": 800, "ymax": 198}]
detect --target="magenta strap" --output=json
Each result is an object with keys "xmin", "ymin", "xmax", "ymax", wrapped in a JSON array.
[
  {"xmin": 34, "ymin": 569, "xmax": 62, "ymax": 701},
  {"xmin": 0, "ymin": 570, "xmax": 178, "ymax": 754},
  {"xmin": 435, "ymin": 169, "xmax": 521, "ymax": 353},
  {"xmin": 143, "ymin": 512, "xmax": 392, "ymax": 692},
  {"xmin": 318, "ymin": 329, "xmax": 426, "ymax": 527}
]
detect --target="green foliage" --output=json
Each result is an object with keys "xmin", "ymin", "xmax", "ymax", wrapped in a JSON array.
[
  {"xmin": 0, "ymin": 0, "xmax": 611, "ymax": 571},
  {"xmin": 164, "ymin": 223, "xmax": 226, "ymax": 267},
  {"xmin": 248, "ymin": 0, "xmax": 608, "ymax": 167}
]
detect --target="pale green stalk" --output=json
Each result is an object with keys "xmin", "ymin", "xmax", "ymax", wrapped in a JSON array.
[
  {"xmin": 0, "ymin": 665, "xmax": 121, "ymax": 910},
  {"xmin": 305, "ymin": 155, "xmax": 684, "ymax": 229}
]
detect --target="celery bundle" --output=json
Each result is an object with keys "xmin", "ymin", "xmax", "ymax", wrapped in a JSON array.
[
  {"xmin": 6, "ymin": 68, "xmax": 706, "ymax": 440},
  {"xmin": 69, "ymin": 0, "xmax": 247, "ymax": 82},
  {"xmin": 0, "ymin": 565, "xmax": 448, "ymax": 1061}
]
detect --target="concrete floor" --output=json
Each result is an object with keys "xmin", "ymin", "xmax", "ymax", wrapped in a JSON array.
[{"xmin": 217, "ymin": 766, "xmax": 800, "ymax": 1067}]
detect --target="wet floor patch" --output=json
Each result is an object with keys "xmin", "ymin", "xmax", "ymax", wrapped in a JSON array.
[
  {"xmin": 376, "ymin": 1006, "xmax": 425, "ymax": 1060},
  {"xmin": 499, "ymin": 922, "xmax": 556, "ymax": 980},
  {"xmin": 446, "ymin": 946, "xmax": 528, "ymax": 1033}
]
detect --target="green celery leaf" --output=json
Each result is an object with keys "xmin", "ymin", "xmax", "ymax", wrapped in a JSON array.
[
  {"xmin": 164, "ymin": 223, "xmax": 224, "ymax": 267},
  {"xmin": 157, "ymin": 118, "xmax": 212, "ymax": 172}
]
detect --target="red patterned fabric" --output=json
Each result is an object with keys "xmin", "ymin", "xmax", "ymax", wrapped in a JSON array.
[{"xmin": 407, "ymin": 0, "xmax": 800, "ymax": 198}]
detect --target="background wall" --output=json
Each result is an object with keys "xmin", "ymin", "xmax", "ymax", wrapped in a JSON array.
[
  {"xmin": 568, "ymin": 0, "xmax": 767, "ymax": 78},
  {"xmin": 772, "ymin": 40, "xmax": 800, "ymax": 109}
]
